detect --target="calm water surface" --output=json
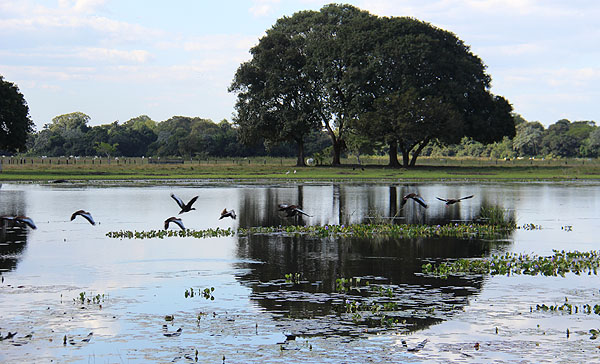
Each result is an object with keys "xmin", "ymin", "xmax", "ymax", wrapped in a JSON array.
[{"xmin": 0, "ymin": 181, "xmax": 599, "ymax": 363}]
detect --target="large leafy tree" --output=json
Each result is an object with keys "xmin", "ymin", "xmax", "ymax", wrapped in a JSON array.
[
  {"xmin": 32, "ymin": 112, "xmax": 92, "ymax": 156},
  {"xmin": 357, "ymin": 88, "xmax": 462, "ymax": 167},
  {"xmin": 230, "ymin": 4, "xmax": 378, "ymax": 166},
  {"xmin": 303, "ymin": 4, "xmax": 379, "ymax": 165},
  {"xmin": 230, "ymin": 10, "xmax": 322, "ymax": 166},
  {"xmin": 540, "ymin": 119, "xmax": 595, "ymax": 157},
  {"xmin": 354, "ymin": 16, "xmax": 514, "ymax": 167},
  {"xmin": 513, "ymin": 121, "xmax": 545, "ymax": 156},
  {"xmin": 0, "ymin": 75, "xmax": 34, "ymax": 152}
]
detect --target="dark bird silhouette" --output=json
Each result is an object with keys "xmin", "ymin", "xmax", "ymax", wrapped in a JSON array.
[
  {"xmin": 401, "ymin": 193, "xmax": 428, "ymax": 208},
  {"xmin": 1, "ymin": 216, "xmax": 37, "ymax": 229},
  {"xmin": 219, "ymin": 208, "xmax": 236, "ymax": 220},
  {"xmin": 70, "ymin": 210, "xmax": 95, "ymax": 225},
  {"xmin": 278, "ymin": 203, "xmax": 312, "ymax": 217},
  {"xmin": 170, "ymin": 193, "xmax": 198, "ymax": 214},
  {"xmin": 164, "ymin": 217, "xmax": 185, "ymax": 230},
  {"xmin": 436, "ymin": 195, "xmax": 474, "ymax": 205}
]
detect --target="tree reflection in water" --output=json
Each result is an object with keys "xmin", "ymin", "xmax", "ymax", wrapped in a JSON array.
[
  {"xmin": 0, "ymin": 189, "xmax": 30, "ymax": 273},
  {"xmin": 233, "ymin": 183, "xmax": 513, "ymax": 336}
]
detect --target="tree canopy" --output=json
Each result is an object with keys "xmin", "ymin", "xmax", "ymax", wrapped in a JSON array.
[
  {"xmin": 0, "ymin": 75, "xmax": 34, "ymax": 152},
  {"xmin": 229, "ymin": 4, "xmax": 515, "ymax": 167},
  {"xmin": 229, "ymin": 12, "xmax": 322, "ymax": 166}
]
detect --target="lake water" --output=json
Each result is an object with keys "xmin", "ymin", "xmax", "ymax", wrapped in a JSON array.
[{"xmin": 1, "ymin": 181, "xmax": 599, "ymax": 363}]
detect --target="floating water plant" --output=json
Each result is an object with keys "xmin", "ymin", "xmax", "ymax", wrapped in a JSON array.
[
  {"xmin": 184, "ymin": 287, "xmax": 215, "ymax": 300},
  {"xmin": 239, "ymin": 222, "xmax": 514, "ymax": 240},
  {"xmin": 74, "ymin": 292, "xmax": 105, "ymax": 305},
  {"xmin": 105, "ymin": 227, "xmax": 235, "ymax": 239},
  {"xmin": 519, "ymin": 223, "xmax": 542, "ymax": 230},
  {"xmin": 202, "ymin": 287, "xmax": 215, "ymax": 300},
  {"xmin": 533, "ymin": 297, "xmax": 600, "ymax": 315},
  {"xmin": 422, "ymin": 250, "xmax": 600, "ymax": 278},
  {"xmin": 107, "ymin": 221, "xmax": 515, "ymax": 240},
  {"xmin": 284, "ymin": 273, "xmax": 302, "ymax": 285}
]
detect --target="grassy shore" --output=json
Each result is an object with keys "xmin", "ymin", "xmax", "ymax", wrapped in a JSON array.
[{"xmin": 1, "ymin": 156, "xmax": 600, "ymax": 181}]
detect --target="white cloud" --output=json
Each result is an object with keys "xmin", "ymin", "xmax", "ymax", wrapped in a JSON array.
[
  {"xmin": 479, "ymin": 42, "xmax": 546, "ymax": 57},
  {"xmin": 249, "ymin": 0, "xmax": 281, "ymax": 17},
  {"xmin": 58, "ymin": 0, "xmax": 108, "ymax": 13},
  {"xmin": 77, "ymin": 47, "xmax": 152, "ymax": 63},
  {"xmin": 0, "ymin": 2, "xmax": 161, "ymax": 44},
  {"xmin": 183, "ymin": 34, "xmax": 257, "ymax": 52}
]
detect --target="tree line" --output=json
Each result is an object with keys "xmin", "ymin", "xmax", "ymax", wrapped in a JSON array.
[
  {"xmin": 23, "ymin": 111, "xmax": 329, "ymax": 159},
  {"xmin": 20, "ymin": 111, "xmax": 600, "ymax": 161}
]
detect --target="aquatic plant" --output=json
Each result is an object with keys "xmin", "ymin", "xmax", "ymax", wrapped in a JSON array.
[
  {"xmin": 202, "ymin": 287, "xmax": 215, "ymax": 300},
  {"xmin": 107, "ymin": 222, "xmax": 515, "ymax": 240},
  {"xmin": 239, "ymin": 222, "xmax": 514, "ymax": 240},
  {"xmin": 284, "ymin": 273, "xmax": 302, "ymax": 285},
  {"xmin": 74, "ymin": 292, "xmax": 105, "ymax": 305},
  {"xmin": 422, "ymin": 250, "xmax": 600, "ymax": 278},
  {"xmin": 105, "ymin": 227, "xmax": 235, "ymax": 239},
  {"xmin": 533, "ymin": 297, "xmax": 600, "ymax": 316},
  {"xmin": 519, "ymin": 223, "xmax": 542, "ymax": 230},
  {"xmin": 184, "ymin": 287, "xmax": 215, "ymax": 300},
  {"xmin": 477, "ymin": 205, "xmax": 516, "ymax": 228}
]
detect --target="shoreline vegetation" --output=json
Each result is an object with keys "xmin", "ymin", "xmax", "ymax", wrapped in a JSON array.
[{"xmin": 1, "ymin": 156, "xmax": 600, "ymax": 182}]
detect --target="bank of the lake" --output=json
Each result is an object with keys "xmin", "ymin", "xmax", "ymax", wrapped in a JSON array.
[{"xmin": 1, "ymin": 156, "xmax": 600, "ymax": 181}]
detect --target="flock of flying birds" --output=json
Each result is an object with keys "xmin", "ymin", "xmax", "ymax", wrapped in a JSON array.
[
  {"xmin": 402, "ymin": 193, "xmax": 474, "ymax": 208},
  {"xmin": 0, "ymin": 192, "xmax": 474, "ymax": 232}
]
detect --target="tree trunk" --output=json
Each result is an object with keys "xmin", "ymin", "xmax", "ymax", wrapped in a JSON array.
[
  {"xmin": 296, "ymin": 140, "xmax": 306, "ymax": 167},
  {"xmin": 321, "ymin": 115, "xmax": 343, "ymax": 166},
  {"xmin": 331, "ymin": 139, "xmax": 342, "ymax": 165},
  {"xmin": 388, "ymin": 140, "xmax": 400, "ymax": 167},
  {"xmin": 409, "ymin": 137, "xmax": 431, "ymax": 167},
  {"xmin": 399, "ymin": 141, "xmax": 410, "ymax": 167},
  {"xmin": 401, "ymin": 149, "xmax": 410, "ymax": 167}
]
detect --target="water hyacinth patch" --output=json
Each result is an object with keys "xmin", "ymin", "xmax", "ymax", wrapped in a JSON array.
[
  {"xmin": 106, "ymin": 222, "xmax": 514, "ymax": 240},
  {"xmin": 422, "ymin": 250, "xmax": 600, "ymax": 278},
  {"xmin": 238, "ymin": 222, "xmax": 514, "ymax": 239},
  {"xmin": 106, "ymin": 227, "xmax": 235, "ymax": 239}
]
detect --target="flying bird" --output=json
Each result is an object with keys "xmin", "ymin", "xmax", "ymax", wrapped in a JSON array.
[
  {"xmin": 436, "ymin": 195, "xmax": 474, "ymax": 205},
  {"xmin": 1, "ymin": 216, "xmax": 37, "ymax": 229},
  {"xmin": 401, "ymin": 193, "xmax": 428, "ymax": 208},
  {"xmin": 170, "ymin": 193, "xmax": 198, "ymax": 214},
  {"xmin": 164, "ymin": 217, "xmax": 185, "ymax": 230},
  {"xmin": 15, "ymin": 216, "xmax": 37, "ymax": 229},
  {"xmin": 219, "ymin": 208, "xmax": 236, "ymax": 220},
  {"xmin": 278, "ymin": 203, "xmax": 312, "ymax": 217},
  {"xmin": 70, "ymin": 210, "xmax": 95, "ymax": 225}
]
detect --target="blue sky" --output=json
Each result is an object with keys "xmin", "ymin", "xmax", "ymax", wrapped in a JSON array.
[{"xmin": 1, "ymin": 0, "xmax": 599, "ymax": 130}]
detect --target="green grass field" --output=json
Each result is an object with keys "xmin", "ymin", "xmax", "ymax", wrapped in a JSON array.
[{"xmin": 1, "ymin": 156, "xmax": 600, "ymax": 181}]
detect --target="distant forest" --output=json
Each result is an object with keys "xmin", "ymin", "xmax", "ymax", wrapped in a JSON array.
[{"xmin": 24, "ymin": 111, "xmax": 600, "ymax": 161}]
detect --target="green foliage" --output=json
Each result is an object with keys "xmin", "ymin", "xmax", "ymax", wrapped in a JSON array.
[
  {"xmin": 477, "ymin": 205, "xmax": 516, "ymax": 228},
  {"xmin": 238, "ymin": 222, "xmax": 514, "ymax": 240},
  {"xmin": 284, "ymin": 273, "xmax": 302, "ymax": 284},
  {"xmin": 106, "ymin": 222, "xmax": 514, "ymax": 241},
  {"xmin": 0, "ymin": 75, "xmax": 34, "ymax": 152},
  {"xmin": 95, "ymin": 142, "xmax": 118, "ymax": 157},
  {"xmin": 533, "ymin": 297, "xmax": 600, "ymax": 317},
  {"xmin": 184, "ymin": 287, "xmax": 215, "ymax": 300},
  {"xmin": 513, "ymin": 121, "xmax": 544, "ymax": 156},
  {"xmin": 106, "ymin": 227, "xmax": 235, "ymax": 239},
  {"xmin": 74, "ymin": 292, "xmax": 105, "ymax": 305},
  {"xmin": 422, "ymin": 250, "xmax": 600, "ymax": 278}
]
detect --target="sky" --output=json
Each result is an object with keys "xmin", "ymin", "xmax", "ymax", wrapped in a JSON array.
[{"xmin": 1, "ymin": 0, "xmax": 599, "ymax": 130}]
